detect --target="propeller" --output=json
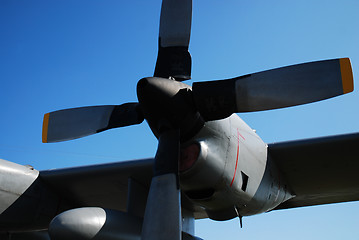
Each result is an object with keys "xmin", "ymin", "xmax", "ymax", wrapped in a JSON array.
[
  {"xmin": 192, "ymin": 57, "xmax": 354, "ymax": 120},
  {"xmin": 141, "ymin": 0, "xmax": 192, "ymax": 239},
  {"xmin": 141, "ymin": 128, "xmax": 181, "ymax": 240},
  {"xmin": 42, "ymin": 103, "xmax": 143, "ymax": 143},
  {"xmin": 154, "ymin": 0, "xmax": 192, "ymax": 80},
  {"xmin": 41, "ymin": 0, "xmax": 354, "ymax": 239}
]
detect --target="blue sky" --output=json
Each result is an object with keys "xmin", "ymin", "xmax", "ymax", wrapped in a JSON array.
[{"xmin": 1, "ymin": 0, "xmax": 359, "ymax": 239}]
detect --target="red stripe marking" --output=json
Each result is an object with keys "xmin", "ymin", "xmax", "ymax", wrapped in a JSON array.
[
  {"xmin": 230, "ymin": 129, "xmax": 240, "ymax": 187},
  {"xmin": 239, "ymin": 132, "xmax": 246, "ymax": 141}
]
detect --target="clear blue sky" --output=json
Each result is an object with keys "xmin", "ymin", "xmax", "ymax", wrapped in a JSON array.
[{"xmin": 1, "ymin": 0, "xmax": 359, "ymax": 239}]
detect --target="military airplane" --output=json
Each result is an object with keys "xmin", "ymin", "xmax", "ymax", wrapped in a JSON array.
[{"xmin": 0, "ymin": 0, "xmax": 358, "ymax": 240}]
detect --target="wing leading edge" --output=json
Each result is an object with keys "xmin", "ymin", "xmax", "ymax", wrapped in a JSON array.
[{"xmin": 269, "ymin": 132, "xmax": 359, "ymax": 210}]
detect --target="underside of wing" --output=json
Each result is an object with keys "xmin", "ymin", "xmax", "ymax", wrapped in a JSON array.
[
  {"xmin": 39, "ymin": 159, "xmax": 207, "ymax": 219},
  {"xmin": 269, "ymin": 132, "xmax": 359, "ymax": 210}
]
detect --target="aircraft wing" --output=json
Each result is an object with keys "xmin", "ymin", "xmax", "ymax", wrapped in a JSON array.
[
  {"xmin": 39, "ymin": 158, "xmax": 207, "ymax": 219},
  {"xmin": 269, "ymin": 132, "xmax": 359, "ymax": 210},
  {"xmin": 38, "ymin": 132, "xmax": 359, "ymax": 218}
]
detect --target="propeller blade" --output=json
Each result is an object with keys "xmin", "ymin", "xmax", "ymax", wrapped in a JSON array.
[
  {"xmin": 141, "ymin": 129, "xmax": 181, "ymax": 240},
  {"xmin": 193, "ymin": 58, "xmax": 354, "ymax": 120},
  {"xmin": 154, "ymin": 0, "xmax": 192, "ymax": 81},
  {"xmin": 42, "ymin": 103, "xmax": 143, "ymax": 143}
]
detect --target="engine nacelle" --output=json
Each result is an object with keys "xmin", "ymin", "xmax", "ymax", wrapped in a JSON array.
[
  {"xmin": 0, "ymin": 159, "xmax": 39, "ymax": 214},
  {"xmin": 49, "ymin": 207, "xmax": 142, "ymax": 240},
  {"xmin": 179, "ymin": 115, "xmax": 294, "ymax": 220},
  {"xmin": 0, "ymin": 159, "xmax": 58, "ymax": 231},
  {"xmin": 180, "ymin": 119, "xmax": 235, "ymax": 220}
]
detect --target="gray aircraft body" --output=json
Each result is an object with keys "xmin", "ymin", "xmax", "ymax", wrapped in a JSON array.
[{"xmin": 0, "ymin": 0, "xmax": 358, "ymax": 239}]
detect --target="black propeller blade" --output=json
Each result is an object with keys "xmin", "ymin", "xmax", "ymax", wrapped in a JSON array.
[
  {"xmin": 192, "ymin": 58, "xmax": 354, "ymax": 121},
  {"xmin": 141, "ymin": 128, "xmax": 181, "ymax": 240},
  {"xmin": 42, "ymin": 103, "xmax": 143, "ymax": 143},
  {"xmin": 154, "ymin": 0, "xmax": 192, "ymax": 81}
]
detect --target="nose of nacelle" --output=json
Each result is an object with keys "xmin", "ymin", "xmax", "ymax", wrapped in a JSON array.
[
  {"xmin": 179, "ymin": 140, "xmax": 223, "ymax": 195},
  {"xmin": 137, "ymin": 77, "xmax": 203, "ymax": 141},
  {"xmin": 137, "ymin": 77, "xmax": 190, "ymax": 126}
]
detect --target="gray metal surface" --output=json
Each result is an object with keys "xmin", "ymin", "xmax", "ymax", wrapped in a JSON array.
[
  {"xmin": 0, "ymin": 159, "xmax": 39, "ymax": 214},
  {"xmin": 40, "ymin": 159, "xmax": 154, "ymax": 215},
  {"xmin": 40, "ymin": 158, "xmax": 208, "ymax": 221},
  {"xmin": 192, "ymin": 58, "xmax": 353, "ymax": 120},
  {"xmin": 0, "ymin": 0, "xmax": 357, "ymax": 238},
  {"xmin": 44, "ymin": 103, "xmax": 143, "ymax": 143},
  {"xmin": 159, "ymin": 0, "xmax": 192, "ymax": 48},
  {"xmin": 141, "ymin": 174, "xmax": 181, "ymax": 240},
  {"xmin": 234, "ymin": 59, "xmax": 348, "ymax": 112},
  {"xmin": 45, "ymin": 105, "xmax": 116, "ymax": 142},
  {"xmin": 142, "ymin": 129, "xmax": 181, "ymax": 240},
  {"xmin": 270, "ymin": 132, "xmax": 359, "ymax": 209},
  {"xmin": 0, "ymin": 160, "xmax": 59, "ymax": 232},
  {"xmin": 1, "ymin": 120, "xmax": 359, "ymax": 236},
  {"xmin": 49, "ymin": 207, "xmax": 142, "ymax": 240}
]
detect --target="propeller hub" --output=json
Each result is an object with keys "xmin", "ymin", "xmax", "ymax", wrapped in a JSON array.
[{"xmin": 137, "ymin": 77, "xmax": 203, "ymax": 141}]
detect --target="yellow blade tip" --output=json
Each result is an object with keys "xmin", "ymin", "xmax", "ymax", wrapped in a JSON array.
[
  {"xmin": 340, "ymin": 58, "xmax": 354, "ymax": 94},
  {"xmin": 42, "ymin": 113, "xmax": 50, "ymax": 143}
]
